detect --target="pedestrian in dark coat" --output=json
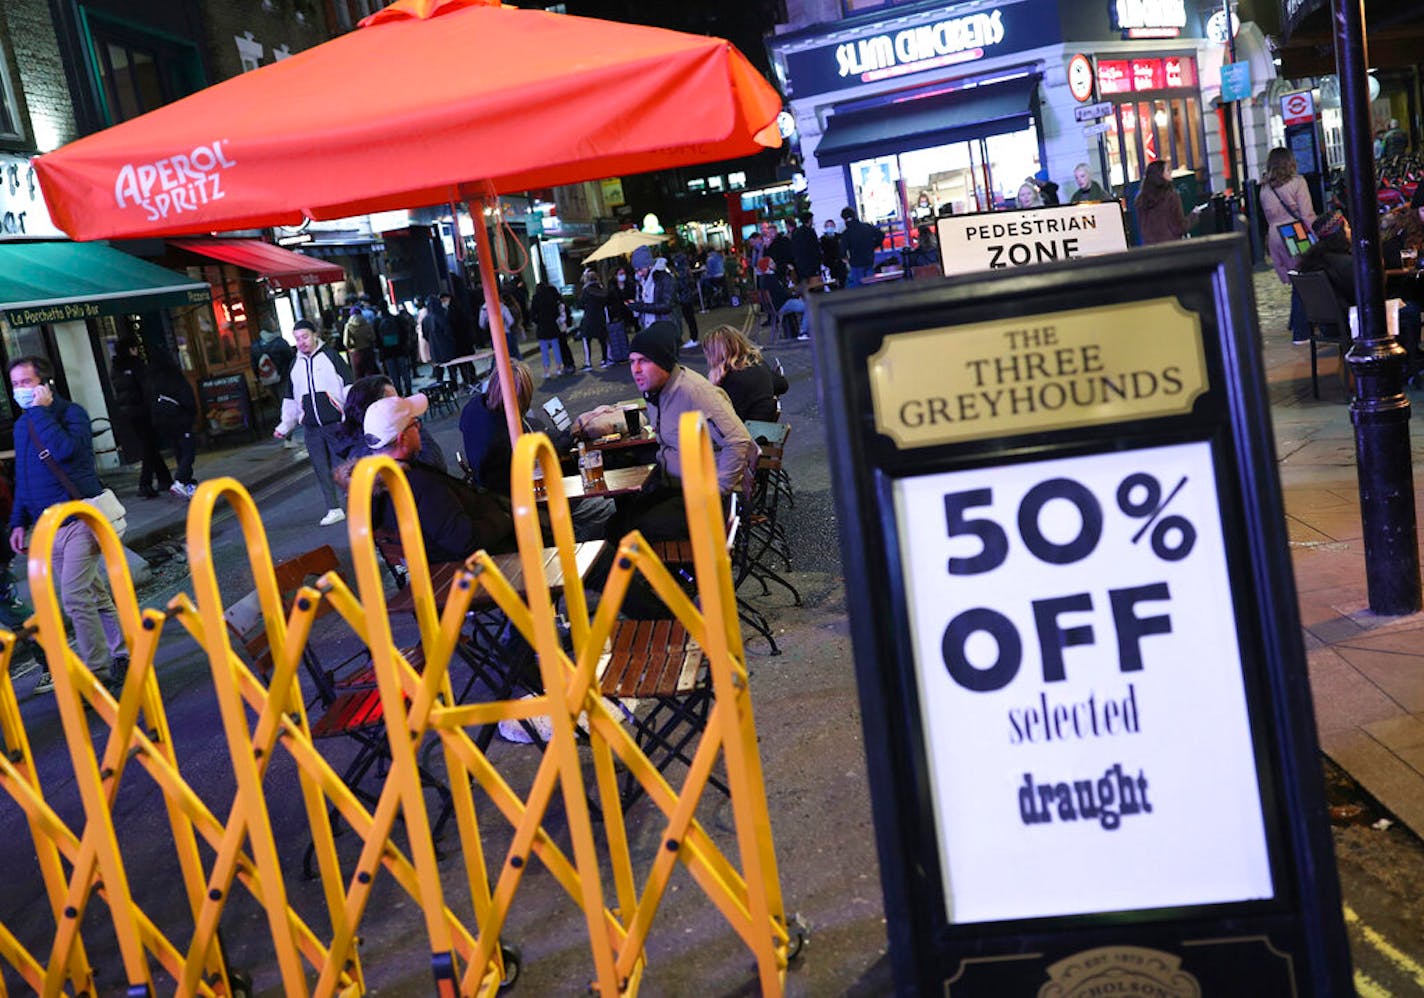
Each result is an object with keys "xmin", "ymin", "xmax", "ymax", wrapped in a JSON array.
[
  {"xmin": 576, "ymin": 271, "xmax": 610, "ymax": 369},
  {"xmin": 147, "ymin": 350, "xmax": 199, "ymax": 496},
  {"xmin": 840, "ymin": 207, "xmax": 886, "ymax": 287},
  {"xmin": 531, "ymin": 281, "xmax": 576, "ymax": 379},
  {"xmin": 790, "ymin": 212, "xmax": 822, "ymax": 289},
  {"xmin": 110, "ymin": 337, "xmax": 172, "ymax": 497},
  {"xmin": 765, "ymin": 223, "xmax": 794, "ymax": 279},
  {"xmin": 421, "ymin": 294, "xmax": 456, "ymax": 376}
]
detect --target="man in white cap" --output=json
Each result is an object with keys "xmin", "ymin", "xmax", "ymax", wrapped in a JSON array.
[{"xmin": 362, "ymin": 393, "xmax": 514, "ymax": 562}]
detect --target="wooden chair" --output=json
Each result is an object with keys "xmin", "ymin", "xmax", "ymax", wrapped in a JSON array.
[
  {"xmin": 1288, "ymin": 269, "xmax": 1351, "ymax": 399},
  {"xmin": 651, "ymin": 494, "xmax": 780, "ymax": 655},
  {"xmin": 224, "ymin": 545, "xmax": 451, "ymax": 875},
  {"xmin": 598, "ymin": 620, "xmax": 722, "ymax": 807}
]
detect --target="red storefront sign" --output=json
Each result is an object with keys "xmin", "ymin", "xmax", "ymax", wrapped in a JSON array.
[{"xmin": 1097, "ymin": 56, "xmax": 1198, "ymax": 95}]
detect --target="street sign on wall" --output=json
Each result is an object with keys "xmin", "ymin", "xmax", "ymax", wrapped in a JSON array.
[
  {"xmin": 811, "ymin": 236, "xmax": 1352, "ymax": 995},
  {"xmin": 936, "ymin": 202, "xmax": 1128, "ymax": 277}
]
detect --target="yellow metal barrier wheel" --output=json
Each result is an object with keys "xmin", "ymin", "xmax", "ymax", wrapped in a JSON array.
[{"xmin": 499, "ymin": 941, "xmax": 522, "ymax": 991}]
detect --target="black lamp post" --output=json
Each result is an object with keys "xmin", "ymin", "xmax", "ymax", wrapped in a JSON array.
[{"xmin": 1333, "ymin": 0, "xmax": 1422, "ymax": 614}]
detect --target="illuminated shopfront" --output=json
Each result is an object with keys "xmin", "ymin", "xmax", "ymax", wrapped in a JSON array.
[
  {"xmin": 769, "ymin": 0, "xmax": 1228, "ymax": 246},
  {"xmin": 1095, "ymin": 55, "xmax": 1207, "ymax": 186}
]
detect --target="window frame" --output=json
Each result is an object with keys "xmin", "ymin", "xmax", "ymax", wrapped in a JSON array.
[{"xmin": 77, "ymin": 7, "xmax": 203, "ymax": 127}]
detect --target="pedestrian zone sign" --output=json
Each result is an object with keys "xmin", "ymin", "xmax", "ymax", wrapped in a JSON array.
[
  {"xmin": 811, "ymin": 236, "xmax": 1352, "ymax": 996},
  {"xmin": 937, "ymin": 202, "xmax": 1128, "ymax": 278}
]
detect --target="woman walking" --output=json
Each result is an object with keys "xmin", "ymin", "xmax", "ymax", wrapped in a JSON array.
[{"xmin": 1260, "ymin": 147, "xmax": 1318, "ymax": 343}]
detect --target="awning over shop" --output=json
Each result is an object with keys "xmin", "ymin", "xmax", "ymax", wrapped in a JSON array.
[
  {"xmin": 171, "ymin": 238, "xmax": 346, "ymax": 292},
  {"xmin": 0, "ymin": 241, "xmax": 211, "ymax": 328},
  {"xmin": 815, "ymin": 74, "xmax": 1041, "ymax": 169}
]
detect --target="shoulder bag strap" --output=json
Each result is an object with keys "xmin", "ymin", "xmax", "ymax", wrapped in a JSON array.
[{"xmin": 26, "ymin": 418, "xmax": 84, "ymax": 501}]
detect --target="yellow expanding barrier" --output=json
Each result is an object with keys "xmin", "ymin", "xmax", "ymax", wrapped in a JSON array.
[{"xmin": 0, "ymin": 414, "xmax": 799, "ymax": 996}]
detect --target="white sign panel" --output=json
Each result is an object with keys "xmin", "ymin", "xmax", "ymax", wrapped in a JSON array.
[
  {"xmin": 893, "ymin": 441, "xmax": 1272, "ymax": 924},
  {"xmin": 1082, "ymin": 120, "xmax": 1113, "ymax": 137},
  {"xmin": 937, "ymin": 202, "xmax": 1128, "ymax": 277},
  {"xmin": 1074, "ymin": 101, "xmax": 1113, "ymax": 122},
  {"xmin": 0, "ymin": 153, "xmax": 63, "ymax": 239}
]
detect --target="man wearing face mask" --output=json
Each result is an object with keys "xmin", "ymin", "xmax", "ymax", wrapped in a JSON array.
[
  {"xmin": 8, "ymin": 356, "xmax": 127, "ymax": 696},
  {"xmin": 606, "ymin": 265, "xmax": 636, "ymax": 363}
]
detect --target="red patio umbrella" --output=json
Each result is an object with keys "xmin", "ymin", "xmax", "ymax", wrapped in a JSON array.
[{"xmin": 35, "ymin": 0, "xmax": 782, "ymax": 439}]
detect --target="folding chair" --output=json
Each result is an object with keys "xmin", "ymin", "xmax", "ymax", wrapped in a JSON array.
[
  {"xmin": 742, "ymin": 425, "xmax": 801, "ymax": 606},
  {"xmin": 652, "ymin": 494, "xmax": 780, "ymax": 655},
  {"xmin": 1288, "ymin": 269, "xmax": 1351, "ymax": 399},
  {"xmin": 224, "ymin": 545, "xmax": 451, "ymax": 876},
  {"xmin": 598, "ymin": 620, "xmax": 722, "ymax": 808}
]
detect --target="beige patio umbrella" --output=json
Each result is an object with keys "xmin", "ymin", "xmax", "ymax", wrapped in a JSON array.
[{"xmin": 582, "ymin": 229, "xmax": 670, "ymax": 264}]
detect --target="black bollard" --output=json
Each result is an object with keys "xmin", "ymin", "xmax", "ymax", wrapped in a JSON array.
[{"xmin": 1333, "ymin": 0, "xmax": 1422, "ymax": 614}]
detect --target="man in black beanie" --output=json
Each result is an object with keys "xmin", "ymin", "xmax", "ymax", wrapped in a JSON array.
[{"xmin": 619, "ymin": 320, "xmax": 756, "ymax": 540}]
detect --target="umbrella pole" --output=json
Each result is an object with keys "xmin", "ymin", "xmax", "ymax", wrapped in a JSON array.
[{"xmin": 471, "ymin": 195, "xmax": 523, "ymax": 442}]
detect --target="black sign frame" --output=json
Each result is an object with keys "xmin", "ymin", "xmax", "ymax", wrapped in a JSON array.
[{"xmin": 811, "ymin": 236, "xmax": 1351, "ymax": 995}]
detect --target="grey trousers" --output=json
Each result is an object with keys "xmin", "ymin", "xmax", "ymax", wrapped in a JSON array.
[
  {"xmin": 306, "ymin": 422, "xmax": 343, "ymax": 509},
  {"xmin": 52, "ymin": 518, "xmax": 123, "ymax": 678}
]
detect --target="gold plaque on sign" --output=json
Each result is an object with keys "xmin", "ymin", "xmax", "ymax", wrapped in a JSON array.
[
  {"xmin": 1038, "ymin": 945, "xmax": 1201, "ymax": 998},
  {"xmin": 869, "ymin": 298, "xmax": 1208, "ymax": 448}
]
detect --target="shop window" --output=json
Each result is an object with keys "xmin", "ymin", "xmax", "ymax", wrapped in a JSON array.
[
  {"xmin": 192, "ymin": 264, "xmax": 253, "ymax": 372},
  {"xmin": 82, "ymin": 11, "xmax": 203, "ymax": 125}
]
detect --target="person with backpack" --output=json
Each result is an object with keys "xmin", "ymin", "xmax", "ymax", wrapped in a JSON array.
[
  {"xmin": 147, "ymin": 350, "xmax": 200, "ymax": 498},
  {"xmin": 377, "ymin": 304, "xmax": 415, "ymax": 396},
  {"xmin": 251, "ymin": 321, "xmax": 296, "ymax": 441},
  {"xmin": 343, "ymin": 304, "xmax": 378, "ymax": 379}
]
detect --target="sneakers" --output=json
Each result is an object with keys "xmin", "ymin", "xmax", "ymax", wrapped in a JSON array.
[
  {"xmin": 32, "ymin": 671, "xmax": 53, "ymax": 694},
  {"xmin": 170, "ymin": 481, "xmax": 196, "ymax": 499},
  {"xmin": 581, "ymin": 364, "xmax": 593, "ymax": 372},
  {"xmin": 685, "ymin": 340, "xmax": 700, "ymax": 349},
  {"xmin": 796, "ymin": 333, "xmax": 811, "ymax": 341},
  {"xmin": 291, "ymin": 448, "xmax": 309, "ymax": 461},
  {"xmin": 319, "ymin": 508, "xmax": 346, "ymax": 527}
]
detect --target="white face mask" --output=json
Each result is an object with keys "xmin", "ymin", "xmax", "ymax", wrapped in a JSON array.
[{"xmin": 12, "ymin": 386, "xmax": 37, "ymax": 409}]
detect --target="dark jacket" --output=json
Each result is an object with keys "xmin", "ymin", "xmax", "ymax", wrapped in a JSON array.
[
  {"xmin": 460, "ymin": 397, "xmax": 518, "ymax": 494},
  {"xmin": 1297, "ymin": 240, "xmax": 1357, "ymax": 306},
  {"xmin": 148, "ymin": 364, "xmax": 197, "ymax": 434},
  {"xmin": 10, "ymin": 397, "xmax": 103, "ymax": 530},
  {"xmin": 376, "ymin": 311, "xmax": 413, "ymax": 358},
  {"xmin": 578, "ymin": 283, "xmax": 608, "ymax": 340},
  {"xmin": 842, "ymin": 218, "xmax": 885, "ymax": 268},
  {"xmin": 110, "ymin": 353, "xmax": 149, "ymax": 420},
  {"xmin": 531, "ymin": 284, "xmax": 564, "ymax": 341},
  {"xmin": 421, "ymin": 302, "xmax": 456, "ymax": 363},
  {"xmin": 790, "ymin": 223, "xmax": 821, "ymax": 281},
  {"xmin": 629, "ymin": 267, "xmax": 676, "ymax": 328},
  {"xmin": 766, "ymin": 233, "xmax": 794, "ymax": 276},
  {"xmin": 719, "ymin": 361, "xmax": 788, "ymax": 423},
  {"xmin": 820, "ymin": 232, "xmax": 844, "ymax": 268},
  {"xmin": 371, "ymin": 460, "xmax": 515, "ymax": 563}
]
